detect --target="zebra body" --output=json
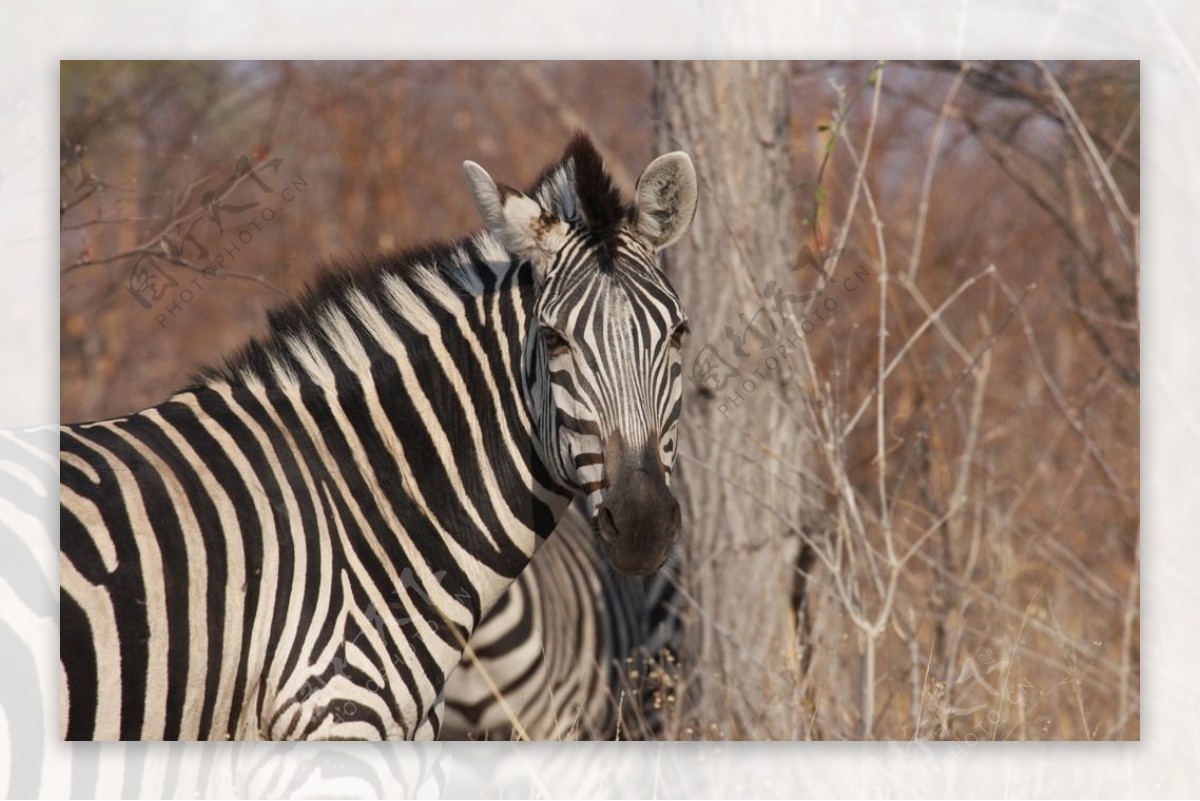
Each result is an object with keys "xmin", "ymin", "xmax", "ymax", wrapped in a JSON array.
[
  {"xmin": 60, "ymin": 135, "xmax": 698, "ymax": 740},
  {"xmin": 441, "ymin": 501, "xmax": 681, "ymax": 740}
]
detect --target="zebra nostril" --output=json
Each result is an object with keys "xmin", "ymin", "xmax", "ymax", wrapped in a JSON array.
[{"xmin": 597, "ymin": 506, "xmax": 619, "ymax": 544}]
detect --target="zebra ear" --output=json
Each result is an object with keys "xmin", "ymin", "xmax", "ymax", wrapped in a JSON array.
[
  {"xmin": 463, "ymin": 160, "xmax": 568, "ymax": 264},
  {"xmin": 632, "ymin": 151, "xmax": 698, "ymax": 251}
]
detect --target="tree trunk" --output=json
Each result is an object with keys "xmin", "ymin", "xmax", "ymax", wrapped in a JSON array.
[{"xmin": 654, "ymin": 61, "xmax": 813, "ymax": 739}]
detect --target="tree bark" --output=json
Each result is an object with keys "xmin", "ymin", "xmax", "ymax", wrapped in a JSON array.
[{"xmin": 654, "ymin": 61, "xmax": 813, "ymax": 740}]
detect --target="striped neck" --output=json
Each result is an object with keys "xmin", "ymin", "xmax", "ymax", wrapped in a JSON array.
[{"xmin": 194, "ymin": 232, "xmax": 576, "ymax": 618}]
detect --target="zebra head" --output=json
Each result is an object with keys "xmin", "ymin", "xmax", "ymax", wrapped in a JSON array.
[{"xmin": 463, "ymin": 135, "xmax": 697, "ymax": 577}]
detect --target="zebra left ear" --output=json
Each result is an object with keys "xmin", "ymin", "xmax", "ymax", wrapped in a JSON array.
[
  {"xmin": 464, "ymin": 160, "xmax": 568, "ymax": 264},
  {"xmin": 632, "ymin": 152, "xmax": 698, "ymax": 251}
]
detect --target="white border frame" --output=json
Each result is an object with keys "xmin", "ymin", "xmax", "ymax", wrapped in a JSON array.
[{"xmin": 3, "ymin": 1, "xmax": 1191, "ymax": 796}]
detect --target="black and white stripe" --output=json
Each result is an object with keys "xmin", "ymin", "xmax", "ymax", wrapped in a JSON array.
[
  {"xmin": 59, "ymin": 134, "xmax": 698, "ymax": 740},
  {"xmin": 440, "ymin": 500, "xmax": 682, "ymax": 740}
]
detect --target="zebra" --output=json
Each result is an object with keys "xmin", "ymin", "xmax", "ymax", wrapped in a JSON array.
[
  {"xmin": 59, "ymin": 133, "xmax": 698, "ymax": 741},
  {"xmin": 440, "ymin": 499, "xmax": 682, "ymax": 740}
]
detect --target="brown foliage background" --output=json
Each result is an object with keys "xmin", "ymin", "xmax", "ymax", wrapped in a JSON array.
[{"xmin": 60, "ymin": 60, "xmax": 1138, "ymax": 740}]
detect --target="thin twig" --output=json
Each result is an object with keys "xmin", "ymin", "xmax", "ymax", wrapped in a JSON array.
[{"xmin": 907, "ymin": 63, "xmax": 970, "ymax": 282}]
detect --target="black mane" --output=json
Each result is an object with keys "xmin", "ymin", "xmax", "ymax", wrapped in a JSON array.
[
  {"xmin": 558, "ymin": 133, "xmax": 630, "ymax": 244},
  {"xmin": 530, "ymin": 133, "xmax": 632, "ymax": 269},
  {"xmin": 189, "ymin": 238, "xmax": 490, "ymax": 389},
  {"xmin": 194, "ymin": 133, "xmax": 623, "ymax": 387}
]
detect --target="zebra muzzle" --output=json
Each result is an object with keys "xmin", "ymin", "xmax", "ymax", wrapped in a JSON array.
[{"xmin": 595, "ymin": 465, "xmax": 681, "ymax": 577}]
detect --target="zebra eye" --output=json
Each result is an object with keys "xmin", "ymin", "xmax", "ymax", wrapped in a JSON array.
[
  {"xmin": 539, "ymin": 326, "xmax": 572, "ymax": 358},
  {"xmin": 670, "ymin": 321, "xmax": 690, "ymax": 349}
]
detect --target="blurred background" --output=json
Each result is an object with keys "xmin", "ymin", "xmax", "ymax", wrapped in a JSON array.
[{"xmin": 59, "ymin": 60, "xmax": 1138, "ymax": 741}]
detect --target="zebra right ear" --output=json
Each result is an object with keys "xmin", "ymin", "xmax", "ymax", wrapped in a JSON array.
[{"xmin": 463, "ymin": 161, "xmax": 569, "ymax": 265}]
